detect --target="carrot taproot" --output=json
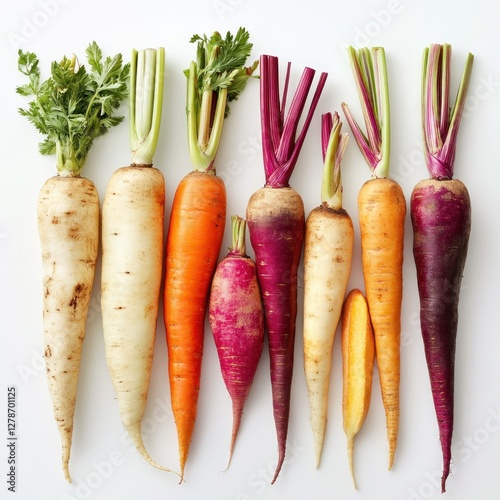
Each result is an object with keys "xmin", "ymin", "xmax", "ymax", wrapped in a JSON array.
[
  {"xmin": 341, "ymin": 289, "xmax": 375, "ymax": 489},
  {"xmin": 247, "ymin": 54, "xmax": 327, "ymax": 483},
  {"xmin": 342, "ymin": 46, "xmax": 406, "ymax": 470},
  {"xmin": 101, "ymin": 48, "xmax": 177, "ymax": 475},
  {"xmin": 163, "ymin": 29, "xmax": 257, "ymax": 481},
  {"xmin": 165, "ymin": 170, "xmax": 226, "ymax": 478},
  {"xmin": 303, "ymin": 111, "xmax": 352, "ymax": 467},
  {"xmin": 412, "ymin": 43, "xmax": 474, "ymax": 493},
  {"xmin": 16, "ymin": 43, "xmax": 129, "ymax": 481},
  {"xmin": 209, "ymin": 215, "xmax": 265, "ymax": 469}
]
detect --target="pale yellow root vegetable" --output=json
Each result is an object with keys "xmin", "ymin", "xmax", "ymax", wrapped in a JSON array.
[
  {"xmin": 38, "ymin": 175, "xmax": 100, "ymax": 482},
  {"xmin": 303, "ymin": 206, "xmax": 353, "ymax": 466},
  {"xmin": 18, "ymin": 43, "xmax": 129, "ymax": 482},
  {"xmin": 101, "ymin": 47, "xmax": 177, "ymax": 476},
  {"xmin": 341, "ymin": 288, "xmax": 375, "ymax": 489},
  {"xmin": 101, "ymin": 165, "xmax": 174, "ymax": 472},
  {"xmin": 303, "ymin": 112, "xmax": 352, "ymax": 467}
]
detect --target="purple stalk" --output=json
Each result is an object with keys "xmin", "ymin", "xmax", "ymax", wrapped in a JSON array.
[
  {"xmin": 321, "ymin": 112, "xmax": 333, "ymax": 162},
  {"xmin": 260, "ymin": 54, "xmax": 328, "ymax": 187},
  {"xmin": 422, "ymin": 44, "xmax": 474, "ymax": 179}
]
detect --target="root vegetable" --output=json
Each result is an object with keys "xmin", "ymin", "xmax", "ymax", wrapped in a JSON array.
[
  {"xmin": 341, "ymin": 289, "xmax": 375, "ymax": 489},
  {"xmin": 303, "ymin": 112, "xmax": 352, "ymax": 467},
  {"xmin": 163, "ymin": 29, "xmax": 257, "ymax": 481},
  {"xmin": 209, "ymin": 216, "xmax": 265, "ymax": 468},
  {"xmin": 342, "ymin": 46, "xmax": 406, "ymax": 469},
  {"xmin": 247, "ymin": 54, "xmax": 327, "ymax": 483},
  {"xmin": 101, "ymin": 47, "xmax": 176, "ymax": 474},
  {"xmin": 412, "ymin": 43, "xmax": 474, "ymax": 493},
  {"xmin": 17, "ymin": 43, "xmax": 129, "ymax": 481}
]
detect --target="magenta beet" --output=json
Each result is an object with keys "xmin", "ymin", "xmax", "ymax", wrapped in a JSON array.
[{"xmin": 209, "ymin": 216, "xmax": 264, "ymax": 468}]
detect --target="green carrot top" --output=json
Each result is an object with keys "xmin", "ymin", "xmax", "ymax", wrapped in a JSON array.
[
  {"xmin": 129, "ymin": 47, "xmax": 165, "ymax": 166},
  {"xmin": 229, "ymin": 215, "xmax": 247, "ymax": 256},
  {"xmin": 186, "ymin": 28, "xmax": 258, "ymax": 173},
  {"xmin": 320, "ymin": 112, "xmax": 349, "ymax": 211},
  {"xmin": 341, "ymin": 46, "xmax": 390, "ymax": 179},
  {"xmin": 17, "ymin": 42, "xmax": 129, "ymax": 176}
]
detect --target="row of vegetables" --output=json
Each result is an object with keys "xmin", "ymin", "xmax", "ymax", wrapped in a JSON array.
[{"xmin": 16, "ymin": 28, "xmax": 474, "ymax": 493}]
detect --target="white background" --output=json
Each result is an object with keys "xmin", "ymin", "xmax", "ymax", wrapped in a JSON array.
[{"xmin": 1, "ymin": 0, "xmax": 499, "ymax": 499}]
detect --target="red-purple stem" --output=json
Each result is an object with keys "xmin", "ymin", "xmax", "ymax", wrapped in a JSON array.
[{"xmin": 260, "ymin": 54, "xmax": 327, "ymax": 188}]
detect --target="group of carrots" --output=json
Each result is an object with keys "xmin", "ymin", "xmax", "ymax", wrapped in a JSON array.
[{"xmin": 16, "ymin": 28, "xmax": 474, "ymax": 494}]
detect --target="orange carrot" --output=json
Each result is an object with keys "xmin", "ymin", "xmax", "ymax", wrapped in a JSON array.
[
  {"xmin": 357, "ymin": 177, "xmax": 406, "ymax": 468},
  {"xmin": 163, "ymin": 29, "xmax": 257, "ymax": 481},
  {"xmin": 165, "ymin": 171, "xmax": 226, "ymax": 477},
  {"xmin": 342, "ymin": 46, "xmax": 406, "ymax": 469}
]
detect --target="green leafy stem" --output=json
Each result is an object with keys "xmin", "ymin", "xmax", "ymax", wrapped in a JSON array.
[{"xmin": 17, "ymin": 42, "xmax": 129, "ymax": 176}]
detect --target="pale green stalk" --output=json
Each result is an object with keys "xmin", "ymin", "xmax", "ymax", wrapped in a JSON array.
[
  {"xmin": 230, "ymin": 215, "xmax": 246, "ymax": 255},
  {"xmin": 129, "ymin": 47, "xmax": 165, "ymax": 165},
  {"xmin": 185, "ymin": 29, "xmax": 257, "ymax": 173},
  {"xmin": 321, "ymin": 113, "xmax": 349, "ymax": 210},
  {"xmin": 341, "ymin": 46, "xmax": 391, "ymax": 179}
]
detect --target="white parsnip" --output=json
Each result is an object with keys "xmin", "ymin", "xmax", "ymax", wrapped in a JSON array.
[
  {"xmin": 38, "ymin": 175, "xmax": 99, "ymax": 482},
  {"xmin": 101, "ymin": 166, "xmax": 168, "ymax": 470},
  {"xmin": 100, "ymin": 47, "xmax": 177, "ymax": 475},
  {"xmin": 17, "ymin": 43, "xmax": 129, "ymax": 481}
]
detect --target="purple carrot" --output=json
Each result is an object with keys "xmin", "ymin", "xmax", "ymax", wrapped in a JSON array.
[
  {"xmin": 411, "ymin": 43, "xmax": 474, "ymax": 493},
  {"xmin": 208, "ymin": 215, "xmax": 265, "ymax": 469},
  {"xmin": 246, "ymin": 54, "xmax": 327, "ymax": 483}
]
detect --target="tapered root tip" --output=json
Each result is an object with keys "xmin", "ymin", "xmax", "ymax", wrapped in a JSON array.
[
  {"xmin": 313, "ymin": 436, "xmax": 323, "ymax": 469},
  {"xmin": 441, "ymin": 461, "xmax": 451, "ymax": 493},
  {"xmin": 178, "ymin": 454, "xmax": 187, "ymax": 484},
  {"xmin": 63, "ymin": 461, "xmax": 71, "ymax": 483},
  {"xmin": 127, "ymin": 424, "xmax": 180, "ymax": 479},
  {"xmin": 387, "ymin": 443, "xmax": 395, "ymax": 471},
  {"xmin": 271, "ymin": 452, "xmax": 285, "ymax": 485},
  {"xmin": 347, "ymin": 435, "xmax": 357, "ymax": 490},
  {"xmin": 224, "ymin": 400, "xmax": 243, "ymax": 472},
  {"xmin": 61, "ymin": 438, "xmax": 72, "ymax": 483}
]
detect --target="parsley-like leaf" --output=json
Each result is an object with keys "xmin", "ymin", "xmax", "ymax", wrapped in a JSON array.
[
  {"xmin": 186, "ymin": 27, "xmax": 258, "ymax": 172},
  {"xmin": 191, "ymin": 27, "xmax": 258, "ymax": 116},
  {"xmin": 17, "ymin": 42, "xmax": 129, "ymax": 176}
]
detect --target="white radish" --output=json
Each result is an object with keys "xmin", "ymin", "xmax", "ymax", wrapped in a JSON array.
[{"xmin": 100, "ymin": 47, "xmax": 177, "ymax": 475}]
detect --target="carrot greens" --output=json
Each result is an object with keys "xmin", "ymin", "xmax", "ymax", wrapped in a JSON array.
[
  {"xmin": 421, "ymin": 43, "xmax": 474, "ymax": 179},
  {"xmin": 260, "ymin": 55, "xmax": 327, "ymax": 187},
  {"xmin": 129, "ymin": 48, "xmax": 165, "ymax": 165},
  {"xmin": 341, "ymin": 46, "xmax": 390, "ymax": 178},
  {"xmin": 320, "ymin": 111, "xmax": 349, "ymax": 210},
  {"xmin": 17, "ymin": 42, "xmax": 129, "ymax": 176},
  {"xmin": 186, "ymin": 28, "xmax": 258, "ymax": 172}
]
